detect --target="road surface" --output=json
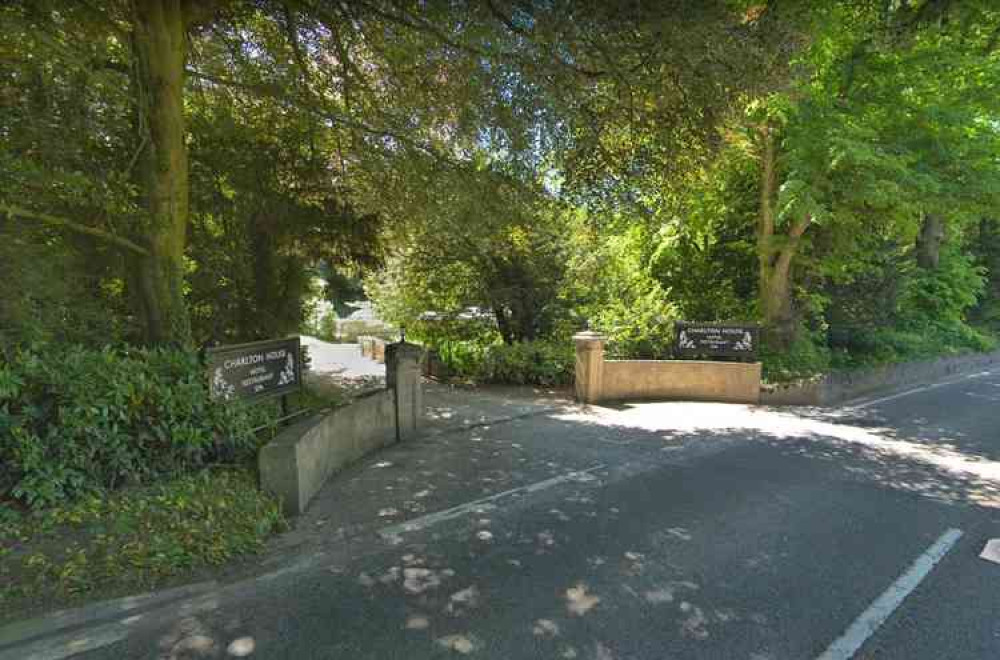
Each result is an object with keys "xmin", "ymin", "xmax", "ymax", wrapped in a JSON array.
[{"xmin": 8, "ymin": 369, "xmax": 1000, "ymax": 660}]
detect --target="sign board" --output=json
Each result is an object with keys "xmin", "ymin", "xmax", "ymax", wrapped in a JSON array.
[
  {"xmin": 675, "ymin": 322, "xmax": 759, "ymax": 359},
  {"xmin": 206, "ymin": 337, "xmax": 302, "ymax": 401}
]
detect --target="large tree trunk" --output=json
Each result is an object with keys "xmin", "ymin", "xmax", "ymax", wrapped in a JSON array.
[
  {"xmin": 916, "ymin": 212, "xmax": 945, "ymax": 269},
  {"xmin": 129, "ymin": 0, "xmax": 192, "ymax": 345},
  {"xmin": 756, "ymin": 124, "xmax": 809, "ymax": 348}
]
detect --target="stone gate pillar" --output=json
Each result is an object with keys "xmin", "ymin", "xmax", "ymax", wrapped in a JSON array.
[
  {"xmin": 386, "ymin": 341, "xmax": 424, "ymax": 441},
  {"xmin": 573, "ymin": 330, "xmax": 606, "ymax": 404}
]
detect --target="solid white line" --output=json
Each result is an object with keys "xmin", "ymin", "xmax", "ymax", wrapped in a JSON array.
[
  {"xmin": 1, "ymin": 624, "xmax": 129, "ymax": 660},
  {"xmin": 847, "ymin": 371, "xmax": 995, "ymax": 410},
  {"xmin": 0, "ymin": 581, "xmax": 217, "ymax": 649},
  {"xmin": 815, "ymin": 528, "xmax": 963, "ymax": 660},
  {"xmin": 2, "ymin": 593, "xmax": 222, "ymax": 660},
  {"xmin": 378, "ymin": 464, "xmax": 605, "ymax": 538}
]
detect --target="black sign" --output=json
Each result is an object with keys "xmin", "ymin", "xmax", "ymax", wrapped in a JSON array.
[
  {"xmin": 675, "ymin": 322, "xmax": 759, "ymax": 359},
  {"xmin": 206, "ymin": 337, "xmax": 302, "ymax": 401}
]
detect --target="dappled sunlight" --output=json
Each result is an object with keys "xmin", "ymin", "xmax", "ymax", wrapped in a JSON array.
[
  {"xmin": 555, "ymin": 400, "xmax": 1000, "ymax": 506},
  {"xmin": 436, "ymin": 633, "xmax": 481, "ymax": 654},
  {"xmin": 565, "ymin": 583, "xmax": 601, "ymax": 616},
  {"xmin": 226, "ymin": 636, "xmax": 256, "ymax": 657}
]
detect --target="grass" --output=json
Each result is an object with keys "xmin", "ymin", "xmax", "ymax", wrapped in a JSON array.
[{"xmin": 0, "ymin": 468, "xmax": 285, "ymax": 623}]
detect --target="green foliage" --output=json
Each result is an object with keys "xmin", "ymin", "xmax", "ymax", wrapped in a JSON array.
[
  {"xmin": 0, "ymin": 345, "xmax": 270, "ymax": 509},
  {"xmin": 762, "ymin": 318, "xmax": 997, "ymax": 384},
  {"xmin": 970, "ymin": 218, "xmax": 1000, "ymax": 329},
  {"xmin": 308, "ymin": 310, "xmax": 339, "ymax": 341},
  {"xmin": 0, "ymin": 469, "xmax": 284, "ymax": 610},
  {"xmin": 566, "ymin": 219, "xmax": 678, "ymax": 359},
  {"xmin": 406, "ymin": 319, "xmax": 499, "ymax": 350},
  {"xmin": 433, "ymin": 340, "xmax": 574, "ymax": 387},
  {"xmin": 898, "ymin": 248, "xmax": 986, "ymax": 326},
  {"xmin": 760, "ymin": 331, "xmax": 832, "ymax": 384},
  {"xmin": 185, "ymin": 88, "xmax": 380, "ymax": 346},
  {"xmin": 368, "ymin": 167, "xmax": 571, "ymax": 344},
  {"xmin": 649, "ymin": 155, "xmax": 758, "ymax": 323},
  {"xmin": 3, "ymin": 1, "xmax": 1000, "ymax": 381},
  {"xmin": 0, "ymin": 221, "xmax": 128, "ymax": 349},
  {"xmin": 591, "ymin": 286, "xmax": 677, "ymax": 361},
  {"xmin": 828, "ymin": 324, "xmax": 996, "ymax": 371}
]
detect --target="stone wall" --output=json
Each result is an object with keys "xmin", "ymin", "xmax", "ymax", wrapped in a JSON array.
[
  {"xmin": 259, "ymin": 342, "xmax": 423, "ymax": 516},
  {"xmin": 761, "ymin": 349, "xmax": 1000, "ymax": 406},
  {"xmin": 602, "ymin": 359, "xmax": 762, "ymax": 403},
  {"xmin": 573, "ymin": 331, "xmax": 761, "ymax": 404}
]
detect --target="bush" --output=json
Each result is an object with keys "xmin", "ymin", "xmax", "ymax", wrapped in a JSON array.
[
  {"xmin": 590, "ymin": 285, "xmax": 678, "ymax": 360},
  {"xmin": 434, "ymin": 339, "xmax": 574, "ymax": 387},
  {"xmin": 760, "ymin": 330, "xmax": 832, "ymax": 383},
  {"xmin": 477, "ymin": 341, "xmax": 575, "ymax": 386},
  {"xmin": 828, "ymin": 322, "xmax": 997, "ymax": 369},
  {"xmin": 0, "ymin": 344, "xmax": 270, "ymax": 509},
  {"xmin": 0, "ymin": 469, "xmax": 284, "ymax": 608},
  {"xmin": 763, "ymin": 320, "xmax": 997, "ymax": 383}
]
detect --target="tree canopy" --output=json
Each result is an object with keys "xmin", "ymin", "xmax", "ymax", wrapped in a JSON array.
[{"xmin": 2, "ymin": 0, "xmax": 999, "ymax": 377}]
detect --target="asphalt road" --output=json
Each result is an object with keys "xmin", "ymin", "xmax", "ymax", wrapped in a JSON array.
[{"xmin": 17, "ymin": 370, "xmax": 1000, "ymax": 660}]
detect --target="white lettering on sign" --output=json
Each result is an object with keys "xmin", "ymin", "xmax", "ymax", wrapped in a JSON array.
[
  {"xmin": 224, "ymin": 354, "xmax": 263, "ymax": 369},
  {"xmin": 222, "ymin": 349, "xmax": 288, "ymax": 370},
  {"xmin": 208, "ymin": 338, "xmax": 301, "ymax": 400},
  {"xmin": 241, "ymin": 372, "xmax": 276, "ymax": 388}
]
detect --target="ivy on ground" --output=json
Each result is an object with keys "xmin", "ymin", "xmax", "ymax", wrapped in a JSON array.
[{"xmin": 0, "ymin": 469, "xmax": 285, "ymax": 619}]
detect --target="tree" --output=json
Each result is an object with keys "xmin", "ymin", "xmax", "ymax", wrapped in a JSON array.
[
  {"xmin": 368, "ymin": 161, "xmax": 568, "ymax": 344},
  {"xmin": 747, "ymin": 2, "xmax": 1000, "ymax": 345},
  {"xmin": 1, "ymin": 0, "xmax": 218, "ymax": 345},
  {"xmin": 126, "ymin": 0, "xmax": 208, "ymax": 345},
  {"xmin": 2, "ymin": 1, "xmax": 528, "ymax": 345}
]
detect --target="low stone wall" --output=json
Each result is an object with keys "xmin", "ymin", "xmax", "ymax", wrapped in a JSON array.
[
  {"xmin": 602, "ymin": 359, "xmax": 761, "ymax": 403},
  {"xmin": 259, "ymin": 343, "xmax": 422, "ymax": 516},
  {"xmin": 573, "ymin": 331, "xmax": 761, "ymax": 404},
  {"xmin": 762, "ymin": 349, "xmax": 1000, "ymax": 406}
]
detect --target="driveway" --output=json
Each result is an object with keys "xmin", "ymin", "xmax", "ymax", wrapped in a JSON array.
[{"xmin": 301, "ymin": 335, "xmax": 385, "ymax": 379}]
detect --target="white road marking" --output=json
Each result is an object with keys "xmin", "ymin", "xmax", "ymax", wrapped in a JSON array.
[
  {"xmin": 847, "ymin": 371, "xmax": 996, "ymax": 409},
  {"xmin": 0, "ymin": 624, "xmax": 129, "ymax": 660},
  {"xmin": 378, "ymin": 465, "xmax": 605, "ymax": 538},
  {"xmin": 815, "ymin": 527, "xmax": 963, "ymax": 660},
  {"xmin": 979, "ymin": 539, "xmax": 1000, "ymax": 565},
  {"xmin": 0, "ymin": 594, "xmax": 222, "ymax": 660},
  {"xmin": 0, "ymin": 580, "xmax": 217, "ymax": 649}
]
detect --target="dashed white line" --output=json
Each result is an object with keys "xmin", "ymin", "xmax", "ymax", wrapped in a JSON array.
[
  {"xmin": 815, "ymin": 527, "xmax": 964, "ymax": 660},
  {"xmin": 378, "ymin": 465, "xmax": 605, "ymax": 538}
]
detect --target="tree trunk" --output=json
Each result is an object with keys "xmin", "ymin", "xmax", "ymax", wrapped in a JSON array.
[
  {"xmin": 756, "ymin": 123, "xmax": 809, "ymax": 348},
  {"xmin": 129, "ymin": 0, "xmax": 192, "ymax": 346},
  {"xmin": 250, "ymin": 215, "xmax": 278, "ymax": 337},
  {"xmin": 916, "ymin": 212, "xmax": 945, "ymax": 269},
  {"xmin": 760, "ymin": 250, "xmax": 796, "ymax": 344}
]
